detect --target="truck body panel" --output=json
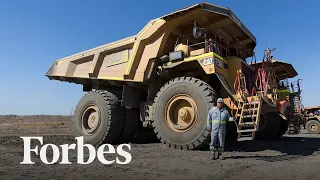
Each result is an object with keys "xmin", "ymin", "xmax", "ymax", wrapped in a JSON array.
[{"xmin": 46, "ymin": 2, "xmax": 256, "ymax": 84}]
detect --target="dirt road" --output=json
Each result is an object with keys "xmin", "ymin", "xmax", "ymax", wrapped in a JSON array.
[{"xmin": 0, "ymin": 131, "xmax": 320, "ymax": 180}]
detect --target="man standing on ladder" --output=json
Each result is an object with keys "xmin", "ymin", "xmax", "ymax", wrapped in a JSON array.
[{"xmin": 207, "ymin": 98, "xmax": 232, "ymax": 160}]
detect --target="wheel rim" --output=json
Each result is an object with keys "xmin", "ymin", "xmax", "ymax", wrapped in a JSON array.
[
  {"xmin": 310, "ymin": 123, "xmax": 319, "ymax": 132},
  {"xmin": 165, "ymin": 94, "xmax": 198, "ymax": 132},
  {"xmin": 81, "ymin": 104, "xmax": 101, "ymax": 135}
]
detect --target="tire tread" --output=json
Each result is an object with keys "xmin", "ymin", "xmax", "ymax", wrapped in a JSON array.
[{"xmin": 152, "ymin": 77, "xmax": 216, "ymax": 150}]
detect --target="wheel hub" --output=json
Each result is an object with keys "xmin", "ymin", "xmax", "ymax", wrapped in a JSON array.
[
  {"xmin": 81, "ymin": 104, "xmax": 101, "ymax": 135},
  {"xmin": 310, "ymin": 124, "xmax": 318, "ymax": 131},
  {"xmin": 178, "ymin": 108, "xmax": 188, "ymax": 118},
  {"xmin": 165, "ymin": 94, "xmax": 198, "ymax": 132},
  {"xmin": 88, "ymin": 111, "xmax": 99, "ymax": 129}
]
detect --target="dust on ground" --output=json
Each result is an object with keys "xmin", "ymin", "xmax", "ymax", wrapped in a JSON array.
[{"xmin": 0, "ymin": 115, "xmax": 320, "ymax": 180}]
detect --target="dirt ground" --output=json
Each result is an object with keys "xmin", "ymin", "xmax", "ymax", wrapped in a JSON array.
[
  {"xmin": 0, "ymin": 115, "xmax": 72, "ymax": 135},
  {"xmin": 0, "ymin": 115, "xmax": 320, "ymax": 180}
]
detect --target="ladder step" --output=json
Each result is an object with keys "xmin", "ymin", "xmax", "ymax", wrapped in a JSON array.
[
  {"xmin": 238, "ymin": 129, "xmax": 256, "ymax": 133},
  {"xmin": 237, "ymin": 136, "xmax": 253, "ymax": 141},
  {"xmin": 239, "ymin": 122, "xmax": 256, "ymax": 126},
  {"xmin": 238, "ymin": 133, "xmax": 254, "ymax": 137},
  {"xmin": 244, "ymin": 101, "xmax": 259, "ymax": 106},
  {"xmin": 236, "ymin": 114, "xmax": 258, "ymax": 118},
  {"xmin": 242, "ymin": 108, "xmax": 258, "ymax": 113},
  {"xmin": 243, "ymin": 114, "xmax": 257, "ymax": 118}
]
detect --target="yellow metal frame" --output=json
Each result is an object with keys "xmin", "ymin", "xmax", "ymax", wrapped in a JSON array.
[
  {"xmin": 125, "ymin": 19, "xmax": 165, "ymax": 75},
  {"xmin": 97, "ymin": 76, "xmax": 124, "ymax": 81},
  {"xmin": 56, "ymin": 38, "xmax": 135, "ymax": 65},
  {"xmin": 164, "ymin": 52, "xmax": 223, "ymax": 66}
]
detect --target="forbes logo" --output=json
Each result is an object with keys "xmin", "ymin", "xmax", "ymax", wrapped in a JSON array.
[{"xmin": 20, "ymin": 136, "xmax": 132, "ymax": 165}]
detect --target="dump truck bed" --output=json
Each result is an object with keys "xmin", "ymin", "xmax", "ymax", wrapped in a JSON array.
[
  {"xmin": 54, "ymin": 35, "xmax": 136, "ymax": 66},
  {"xmin": 304, "ymin": 106, "xmax": 320, "ymax": 111},
  {"xmin": 46, "ymin": 2, "xmax": 256, "ymax": 84},
  {"xmin": 251, "ymin": 60, "xmax": 298, "ymax": 80}
]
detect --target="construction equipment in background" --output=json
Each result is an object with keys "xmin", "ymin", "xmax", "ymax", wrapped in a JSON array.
[
  {"xmin": 286, "ymin": 79, "xmax": 303, "ymax": 134},
  {"xmin": 46, "ymin": 2, "xmax": 300, "ymax": 150},
  {"xmin": 248, "ymin": 56, "xmax": 299, "ymax": 139},
  {"xmin": 302, "ymin": 106, "xmax": 320, "ymax": 134}
]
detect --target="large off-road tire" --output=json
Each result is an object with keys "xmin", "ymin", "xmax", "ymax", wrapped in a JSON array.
[
  {"xmin": 274, "ymin": 115, "xmax": 289, "ymax": 138},
  {"xmin": 306, "ymin": 120, "xmax": 320, "ymax": 134},
  {"xmin": 72, "ymin": 90, "xmax": 123, "ymax": 146},
  {"xmin": 152, "ymin": 77, "xmax": 216, "ymax": 150},
  {"xmin": 255, "ymin": 112, "xmax": 281, "ymax": 140},
  {"xmin": 117, "ymin": 108, "xmax": 139, "ymax": 143}
]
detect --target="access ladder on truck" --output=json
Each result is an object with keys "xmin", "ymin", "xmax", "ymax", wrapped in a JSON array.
[
  {"xmin": 233, "ymin": 70, "xmax": 262, "ymax": 141},
  {"xmin": 287, "ymin": 79, "xmax": 303, "ymax": 134}
]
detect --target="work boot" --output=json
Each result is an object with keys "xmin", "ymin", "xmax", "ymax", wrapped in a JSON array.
[
  {"xmin": 211, "ymin": 148, "xmax": 217, "ymax": 160},
  {"xmin": 212, "ymin": 151, "xmax": 216, "ymax": 160},
  {"xmin": 218, "ymin": 148, "xmax": 225, "ymax": 160}
]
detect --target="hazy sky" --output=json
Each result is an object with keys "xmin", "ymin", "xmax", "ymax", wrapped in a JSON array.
[{"xmin": 0, "ymin": 0, "xmax": 319, "ymax": 115}]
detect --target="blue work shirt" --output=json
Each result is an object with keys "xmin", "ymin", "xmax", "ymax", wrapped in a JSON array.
[{"xmin": 207, "ymin": 107, "xmax": 230, "ymax": 129}]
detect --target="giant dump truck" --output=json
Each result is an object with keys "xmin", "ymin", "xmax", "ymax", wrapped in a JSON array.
[
  {"xmin": 46, "ymin": 2, "xmax": 298, "ymax": 150},
  {"xmin": 303, "ymin": 106, "xmax": 320, "ymax": 134}
]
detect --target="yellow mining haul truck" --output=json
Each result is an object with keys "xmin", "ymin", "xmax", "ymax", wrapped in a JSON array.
[
  {"xmin": 46, "ymin": 2, "xmax": 298, "ymax": 149},
  {"xmin": 303, "ymin": 106, "xmax": 320, "ymax": 134}
]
